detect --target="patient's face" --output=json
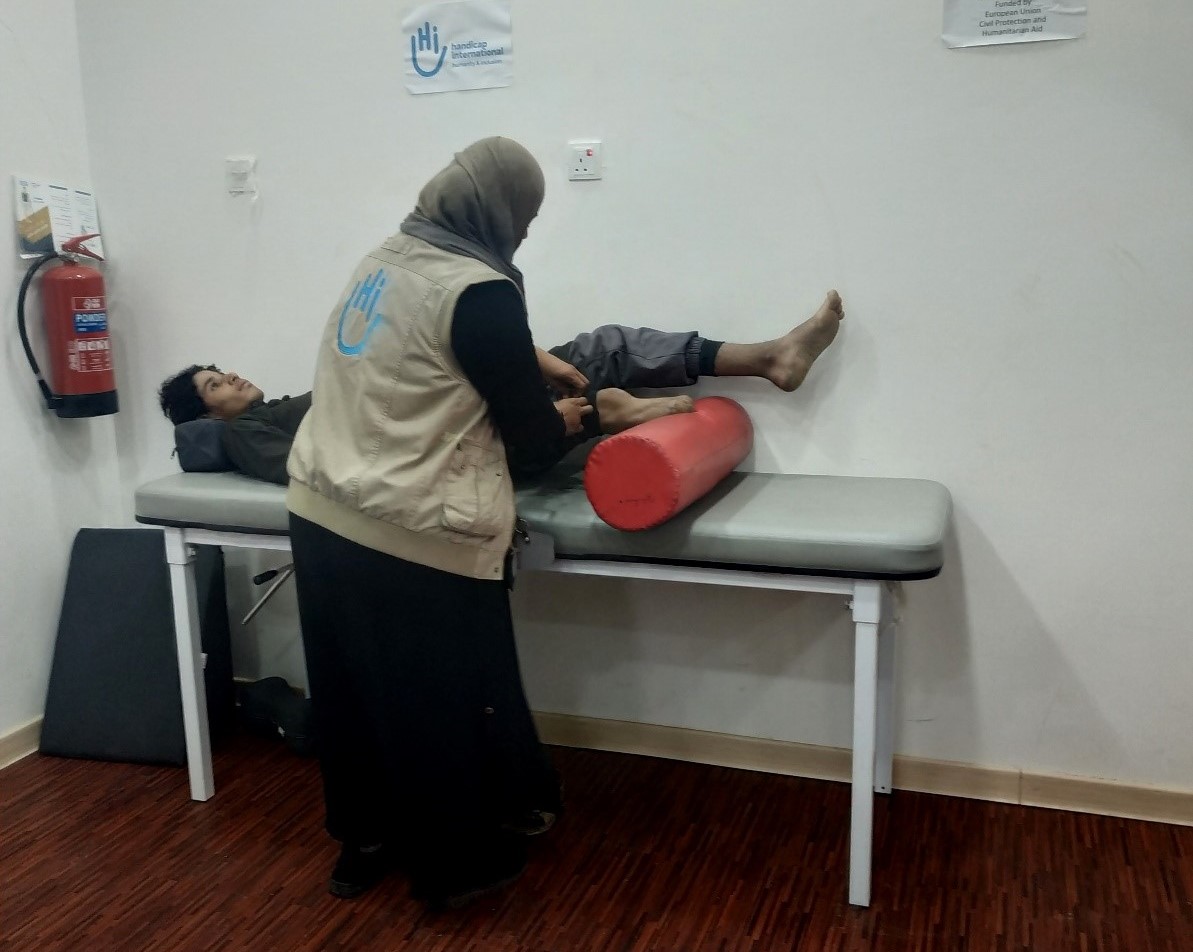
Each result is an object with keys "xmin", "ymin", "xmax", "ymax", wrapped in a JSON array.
[{"xmin": 193, "ymin": 369, "xmax": 265, "ymax": 420}]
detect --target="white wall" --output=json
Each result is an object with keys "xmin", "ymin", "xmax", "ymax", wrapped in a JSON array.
[
  {"xmin": 0, "ymin": 0, "xmax": 123, "ymax": 736},
  {"xmin": 75, "ymin": 0, "xmax": 1193, "ymax": 790}
]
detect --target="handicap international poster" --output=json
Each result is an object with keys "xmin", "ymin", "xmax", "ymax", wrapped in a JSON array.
[{"xmin": 402, "ymin": 0, "xmax": 513, "ymax": 94}]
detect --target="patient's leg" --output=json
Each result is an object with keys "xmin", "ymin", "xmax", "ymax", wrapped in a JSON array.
[
  {"xmin": 713, "ymin": 290, "xmax": 845, "ymax": 392},
  {"xmin": 549, "ymin": 326, "xmax": 701, "ymax": 393},
  {"xmin": 595, "ymin": 388, "xmax": 694, "ymax": 435},
  {"xmin": 549, "ymin": 290, "xmax": 845, "ymax": 397}
]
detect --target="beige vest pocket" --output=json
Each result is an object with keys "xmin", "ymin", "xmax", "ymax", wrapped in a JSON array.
[{"xmin": 441, "ymin": 439, "xmax": 506, "ymax": 537}]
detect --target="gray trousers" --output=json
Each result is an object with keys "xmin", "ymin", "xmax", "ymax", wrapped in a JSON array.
[
  {"xmin": 547, "ymin": 325, "xmax": 703, "ymax": 394},
  {"xmin": 508, "ymin": 326, "xmax": 706, "ymax": 479}
]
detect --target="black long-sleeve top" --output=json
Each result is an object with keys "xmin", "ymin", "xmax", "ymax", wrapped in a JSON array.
[{"xmin": 449, "ymin": 280, "xmax": 567, "ymax": 473}]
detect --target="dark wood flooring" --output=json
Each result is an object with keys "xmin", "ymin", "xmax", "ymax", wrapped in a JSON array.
[{"xmin": 2, "ymin": 732, "xmax": 1190, "ymax": 951}]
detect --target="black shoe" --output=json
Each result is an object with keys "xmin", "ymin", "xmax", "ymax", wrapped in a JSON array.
[
  {"xmin": 414, "ymin": 835, "xmax": 527, "ymax": 910},
  {"xmin": 501, "ymin": 808, "xmax": 557, "ymax": 836},
  {"xmin": 237, "ymin": 677, "xmax": 316, "ymax": 756},
  {"xmin": 329, "ymin": 843, "xmax": 391, "ymax": 898}
]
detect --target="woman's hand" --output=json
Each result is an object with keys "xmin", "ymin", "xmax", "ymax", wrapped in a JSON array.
[
  {"xmin": 536, "ymin": 347, "xmax": 590, "ymax": 396},
  {"xmin": 554, "ymin": 397, "xmax": 593, "ymax": 436}
]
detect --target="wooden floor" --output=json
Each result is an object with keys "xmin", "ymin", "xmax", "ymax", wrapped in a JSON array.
[{"xmin": 2, "ymin": 732, "xmax": 1190, "ymax": 951}]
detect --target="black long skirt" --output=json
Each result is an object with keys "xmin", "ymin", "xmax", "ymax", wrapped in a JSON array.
[{"xmin": 288, "ymin": 513, "xmax": 560, "ymax": 875}]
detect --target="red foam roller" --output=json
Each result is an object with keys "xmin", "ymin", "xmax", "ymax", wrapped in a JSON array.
[{"xmin": 584, "ymin": 396, "xmax": 753, "ymax": 531}]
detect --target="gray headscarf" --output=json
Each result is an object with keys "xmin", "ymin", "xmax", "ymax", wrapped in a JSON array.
[{"xmin": 400, "ymin": 136, "xmax": 545, "ymax": 296}]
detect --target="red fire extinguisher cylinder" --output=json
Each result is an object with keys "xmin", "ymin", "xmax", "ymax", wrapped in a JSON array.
[{"xmin": 17, "ymin": 235, "xmax": 119, "ymax": 419}]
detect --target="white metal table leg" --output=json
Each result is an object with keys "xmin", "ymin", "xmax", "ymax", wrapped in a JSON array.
[
  {"xmin": 874, "ymin": 588, "xmax": 896, "ymax": 796},
  {"xmin": 163, "ymin": 527, "xmax": 214, "ymax": 801},
  {"xmin": 849, "ymin": 580, "xmax": 882, "ymax": 907}
]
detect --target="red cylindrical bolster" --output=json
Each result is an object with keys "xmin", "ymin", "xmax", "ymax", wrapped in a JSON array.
[{"xmin": 583, "ymin": 396, "xmax": 753, "ymax": 531}]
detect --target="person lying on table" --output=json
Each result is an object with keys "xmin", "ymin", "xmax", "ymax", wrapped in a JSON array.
[{"xmin": 158, "ymin": 297, "xmax": 844, "ymax": 485}]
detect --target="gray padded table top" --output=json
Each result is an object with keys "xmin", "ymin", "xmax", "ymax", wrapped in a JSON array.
[
  {"xmin": 515, "ymin": 466, "xmax": 950, "ymax": 580},
  {"xmin": 135, "ymin": 468, "xmax": 951, "ymax": 580},
  {"xmin": 136, "ymin": 471, "xmax": 292, "ymax": 534}
]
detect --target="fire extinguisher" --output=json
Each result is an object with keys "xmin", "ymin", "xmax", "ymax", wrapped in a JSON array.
[{"xmin": 16, "ymin": 234, "xmax": 118, "ymax": 418}]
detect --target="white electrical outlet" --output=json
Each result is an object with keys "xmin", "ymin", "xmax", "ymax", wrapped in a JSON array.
[{"xmin": 567, "ymin": 140, "xmax": 603, "ymax": 181}]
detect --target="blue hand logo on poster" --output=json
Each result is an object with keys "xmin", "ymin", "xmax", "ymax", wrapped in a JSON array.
[
  {"xmin": 410, "ymin": 21, "xmax": 447, "ymax": 77},
  {"xmin": 337, "ymin": 269, "xmax": 388, "ymax": 356}
]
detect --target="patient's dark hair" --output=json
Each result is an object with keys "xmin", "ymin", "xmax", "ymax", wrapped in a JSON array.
[{"xmin": 158, "ymin": 364, "xmax": 219, "ymax": 426}]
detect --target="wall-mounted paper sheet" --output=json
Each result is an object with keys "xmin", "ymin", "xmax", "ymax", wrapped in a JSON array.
[
  {"xmin": 943, "ymin": 0, "xmax": 1087, "ymax": 49},
  {"xmin": 13, "ymin": 176, "xmax": 104, "ymax": 260},
  {"xmin": 402, "ymin": 1, "xmax": 512, "ymax": 94}
]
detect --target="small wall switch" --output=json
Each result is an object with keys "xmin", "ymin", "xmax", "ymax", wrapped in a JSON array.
[{"xmin": 226, "ymin": 155, "xmax": 258, "ymax": 196}]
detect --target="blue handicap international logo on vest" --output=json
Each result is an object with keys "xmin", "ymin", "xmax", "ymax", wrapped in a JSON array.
[{"xmin": 336, "ymin": 269, "xmax": 388, "ymax": 356}]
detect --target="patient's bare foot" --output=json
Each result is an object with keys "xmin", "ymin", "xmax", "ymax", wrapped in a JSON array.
[
  {"xmin": 766, "ymin": 290, "xmax": 845, "ymax": 392},
  {"xmin": 712, "ymin": 291, "xmax": 845, "ymax": 391},
  {"xmin": 596, "ymin": 388, "xmax": 695, "ymax": 435}
]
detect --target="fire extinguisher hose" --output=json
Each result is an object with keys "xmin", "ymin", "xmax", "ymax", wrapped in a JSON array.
[{"xmin": 16, "ymin": 252, "xmax": 62, "ymax": 411}]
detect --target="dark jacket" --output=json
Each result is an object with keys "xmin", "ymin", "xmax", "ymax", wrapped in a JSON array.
[{"xmin": 222, "ymin": 392, "xmax": 312, "ymax": 485}]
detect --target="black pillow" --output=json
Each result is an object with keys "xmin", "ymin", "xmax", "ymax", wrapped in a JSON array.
[{"xmin": 174, "ymin": 418, "xmax": 233, "ymax": 472}]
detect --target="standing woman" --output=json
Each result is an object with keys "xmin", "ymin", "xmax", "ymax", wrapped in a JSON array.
[{"xmin": 286, "ymin": 137, "xmax": 590, "ymax": 908}]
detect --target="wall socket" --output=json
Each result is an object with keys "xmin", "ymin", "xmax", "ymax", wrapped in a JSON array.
[{"xmin": 567, "ymin": 140, "xmax": 603, "ymax": 181}]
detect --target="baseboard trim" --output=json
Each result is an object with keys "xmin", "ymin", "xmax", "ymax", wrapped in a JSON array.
[
  {"xmin": 7, "ymin": 709, "xmax": 1187, "ymax": 826},
  {"xmin": 1022, "ymin": 772, "xmax": 1193, "ymax": 826},
  {"xmin": 532, "ymin": 712, "xmax": 1193, "ymax": 827},
  {"xmin": 0, "ymin": 718, "xmax": 43, "ymax": 771}
]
